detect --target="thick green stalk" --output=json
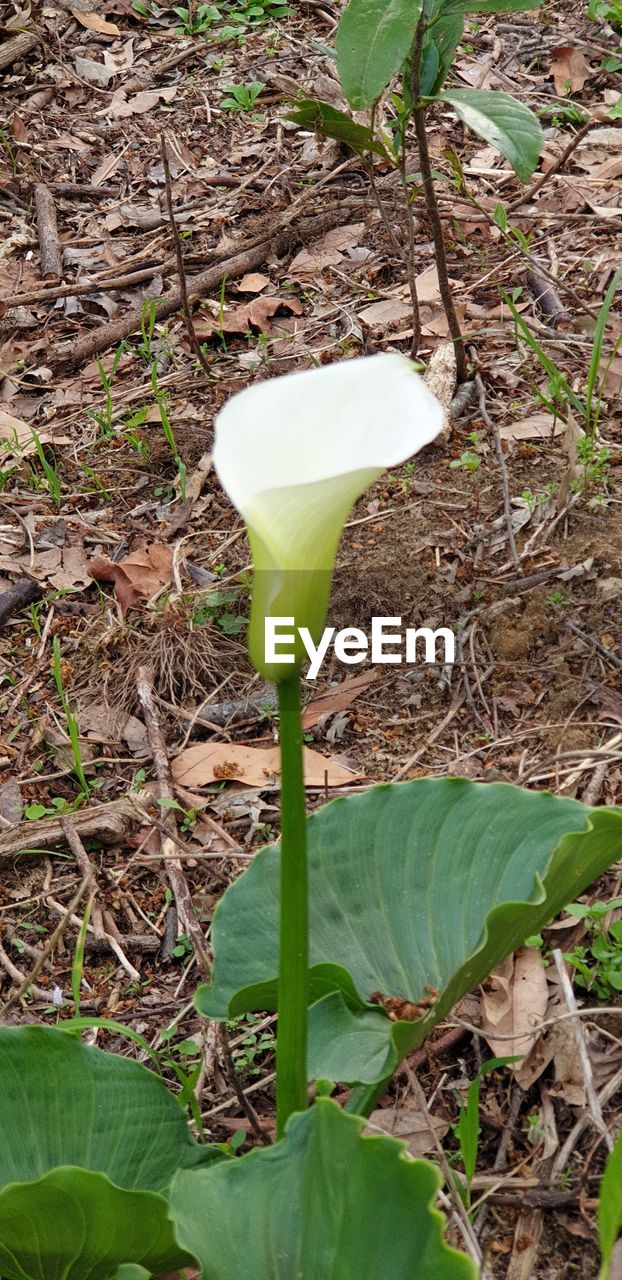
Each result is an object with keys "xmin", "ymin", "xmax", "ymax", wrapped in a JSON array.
[{"xmin": 276, "ymin": 674, "xmax": 309, "ymax": 1138}]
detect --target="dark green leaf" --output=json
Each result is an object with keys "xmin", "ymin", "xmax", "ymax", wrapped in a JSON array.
[
  {"xmin": 0, "ymin": 1026, "xmax": 223, "ymax": 1279},
  {"xmin": 286, "ymin": 98, "xmax": 393, "ymax": 159},
  {"xmin": 599, "ymin": 1130, "xmax": 622, "ymax": 1278},
  {"xmin": 170, "ymin": 1100, "xmax": 476, "ymax": 1279},
  {"xmin": 336, "ymin": 0, "xmax": 422, "ymax": 109},
  {"xmin": 196, "ymin": 779, "xmax": 622, "ymax": 1084},
  {"xmin": 421, "ymin": 14, "xmax": 464, "ymax": 93},
  {"xmin": 0, "ymin": 1171, "xmax": 187, "ymax": 1280},
  {"xmin": 437, "ymin": 88, "xmax": 543, "ymax": 181}
]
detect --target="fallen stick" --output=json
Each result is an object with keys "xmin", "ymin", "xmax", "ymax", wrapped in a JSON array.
[
  {"xmin": 34, "ymin": 184, "xmax": 63, "ymax": 280},
  {"xmin": 51, "ymin": 207, "xmax": 354, "ymax": 368},
  {"xmin": 0, "ymin": 30, "xmax": 40, "ymax": 71},
  {"xmin": 0, "ymin": 869, "xmax": 94, "ymax": 1016},
  {"xmin": 60, "ymin": 815, "xmax": 140, "ymax": 983},
  {"xmin": 0, "ymin": 798, "xmax": 139, "ymax": 859},
  {"xmin": 0, "ymin": 577, "xmax": 41, "ymax": 628},
  {"xmin": 1, "ymin": 260, "xmax": 175, "ymax": 310}
]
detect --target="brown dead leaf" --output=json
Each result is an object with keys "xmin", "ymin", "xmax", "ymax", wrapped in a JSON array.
[
  {"xmin": 171, "ymin": 742, "xmax": 364, "ymax": 788},
  {"xmin": 78, "ymin": 702, "xmax": 147, "ymax": 754},
  {"xmin": 366, "ymin": 1105, "xmax": 449, "ymax": 1158},
  {"xmin": 358, "ymin": 298, "xmax": 413, "ymax": 330},
  {"xmin": 89, "ymin": 544, "xmax": 174, "ymax": 614},
  {"xmin": 499, "ymin": 412, "xmax": 564, "ymax": 443},
  {"xmin": 302, "ymin": 670, "xmax": 376, "ymax": 730},
  {"xmin": 0, "ymin": 410, "xmax": 70, "ymax": 459},
  {"xmin": 482, "ymin": 948, "xmax": 548, "ymax": 1087},
  {"xmin": 237, "ymin": 273, "xmax": 271, "ymax": 293},
  {"xmin": 109, "ymin": 87, "xmax": 176, "ymax": 117},
  {"xmin": 319, "ymin": 222, "xmax": 366, "ymax": 252},
  {"xmin": 47, "ymin": 545, "xmax": 92, "ymax": 591},
  {"xmin": 9, "ymin": 112, "xmax": 29, "ymax": 144},
  {"xmin": 556, "ymin": 409, "xmax": 583, "ymax": 510},
  {"xmin": 194, "ymin": 295, "xmax": 303, "ymax": 338},
  {"xmin": 287, "ymin": 223, "xmax": 366, "ymax": 278},
  {"xmin": 72, "ymin": 8, "xmax": 120, "ymax": 33},
  {"xmin": 549, "ymin": 47, "xmax": 595, "ymax": 95},
  {"xmin": 548, "ymin": 1017, "xmax": 587, "ymax": 1106},
  {"xmin": 75, "ymin": 55, "xmax": 112, "ymax": 86}
]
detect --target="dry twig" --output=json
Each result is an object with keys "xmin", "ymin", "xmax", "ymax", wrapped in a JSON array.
[{"xmin": 136, "ymin": 665, "xmax": 211, "ymax": 975}]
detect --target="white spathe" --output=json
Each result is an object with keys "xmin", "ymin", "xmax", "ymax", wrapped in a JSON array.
[{"xmin": 213, "ymin": 354, "xmax": 444, "ymax": 679}]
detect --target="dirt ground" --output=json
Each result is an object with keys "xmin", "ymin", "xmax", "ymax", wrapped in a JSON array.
[{"xmin": 0, "ymin": 0, "xmax": 621, "ymax": 1274}]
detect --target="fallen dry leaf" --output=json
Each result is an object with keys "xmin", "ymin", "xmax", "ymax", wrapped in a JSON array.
[
  {"xmin": 89, "ymin": 544, "xmax": 174, "ymax": 614},
  {"xmin": 482, "ymin": 948, "xmax": 548, "ymax": 1087},
  {"xmin": 0, "ymin": 778, "xmax": 23, "ymax": 827},
  {"xmin": 78, "ymin": 702, "xmax": 147, "ymax": 755},
  {"xmin": 548, "ymin": 1017, "xmax": 587, "ymax": 1106},
  {"xmin": 366, "ymin": 1105, "xmax": 449, "ymax": 1158},
  {"xmin": 358, "ymin": 298, "xmax": 413, "ymax": 329},
  {"xmin": 288, "ymin": 222, "xmax": 366, "ymax": 277},
  {"xmin": 237, "ymin": 272, "xmax": 271, "ymax": 293},
  {"xmin": 72, "ymin": 8, "xmax": 120, "ymax": 33},
  {"xmin": 75, "ymin": 55, "xmax": 111, "ymax": 86},
  {"xmin": 171, "ymin": 742, "xmax": 364, "ymax": 788},
  {"xmin": 499, "ymin": 412, "xmax": 565, "ymax": 443},
  {"xmin": 556, "ymin": 409, "xmax": 584, "ymax": 510},
  {"xmin": 0, "ymin": 410, "xmax": 70, "ymax": 459},
  {"xmin": 194, "ymin": 295, "xmax": 303, "ymax": 337},
  {"xmin": 302, "ymin": 670, "xmax": 376, "ymax": 730},
  {"xmin": 109, "ymin": 87, "xmax": 176, "ymax": 117},
  {"xmin": 549, "ymin": 47, "xmax": 595, "ymax": 95}
]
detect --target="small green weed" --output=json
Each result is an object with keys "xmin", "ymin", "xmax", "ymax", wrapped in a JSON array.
[
  {"xmin": 191, "ymin": 586, "xmax": 248, "ymax": 635},
  {"xmin": 227, "ymin": 1013, "xmax": 276, "ymax": 1077},
  {"xmin": 52, "ymin": 637, "xmax": 93, "ymax": 796},
  {"xmin": 564, "ymin": 897, "xmax": 622, "ymax": 1000},
  {"xmin": 220, "ymin": 80, "xmax": 265, "ymax": 112}
]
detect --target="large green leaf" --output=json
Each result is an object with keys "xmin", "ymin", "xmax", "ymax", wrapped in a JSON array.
[
  {"xmin": 170, "ymin": 1099, "xmax": 476, "ymax": 1279},
  {"xmin": 0, "ymin": 1027, "xmax": 221, "ymax": 1279},
  {"xmin": 0, "ymin": 1170, "xmax": 186, "ymax": 1280},
  {"xmin": 599, "ymin": 1130, "xmax": 622, "ymax": 1279},
  {"xmin": 286, "ymin": 99, "xmax": 393, "ymax": 159},
  {"xmin": 0, "ymin": 1026, "xmax": 214, "ymax": 1191},
  {"xmin": 437, "ymin": 88, "xmax": 543, "ymax": 181},
  {"xmin": 336, "ymin": 0, "xmax": 422, "ymax": 110},
  {"xmin": 196, "ymin": 779, "xmax": 622, "ymax": 1084}
]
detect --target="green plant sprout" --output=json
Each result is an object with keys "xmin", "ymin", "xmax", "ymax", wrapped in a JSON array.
[
  {"xmin": 503, "ymin": 263, "xmax": 622, "ymax": 441},
  {"xmin": 89, "ymin": 346, "xmax": 126, "ymax": 439},
  {"xmin": 564, "ymin": 897, "xmax": 622, "ymax": 1000},
  {"xmin": 219, "ymin": 80, "xmax": 265, "ymax": 112},
  {"xmin": 139, "ymin": 301, "xmax": 187, "ymax": 499},
  {"xmin": 600, "ymin": 1128, "xmax": 622, "ymax": 1279},
  {"xmin": 173, "ymin": 1, "xmax": 221, "ymax": 32},
  {"xmin": 191, "ymin": 585, "xmax": 248, "ymax": 634},
  {"xmin": 452, "ymin": 1056, "xmax": 520, "ymax": 1211},
  {"xmin": 52, "ymin": 636, "xmax": 92, "ymax": 796},
  {"xmin": 28, "ymin": 428, "xmax": 62, "ymax": 509},
  {"xmin": 589, "ymin": 0, "xmax": 622, "ymax": 31}
]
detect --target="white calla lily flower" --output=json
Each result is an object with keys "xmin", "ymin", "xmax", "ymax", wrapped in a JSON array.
[{"xmin": 213, "ymin": 354, "xmax": 444, "ymax": 679}]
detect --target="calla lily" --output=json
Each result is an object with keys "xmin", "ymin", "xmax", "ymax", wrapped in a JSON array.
[{"xmin": 213, "ymin": 353, "xmax": 444, "ymax": 680}]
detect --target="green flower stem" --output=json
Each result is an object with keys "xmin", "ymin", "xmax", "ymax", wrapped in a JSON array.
[{"xmin": 276, "ymin": 674, "xmax": 309, "ymax": 1138}]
